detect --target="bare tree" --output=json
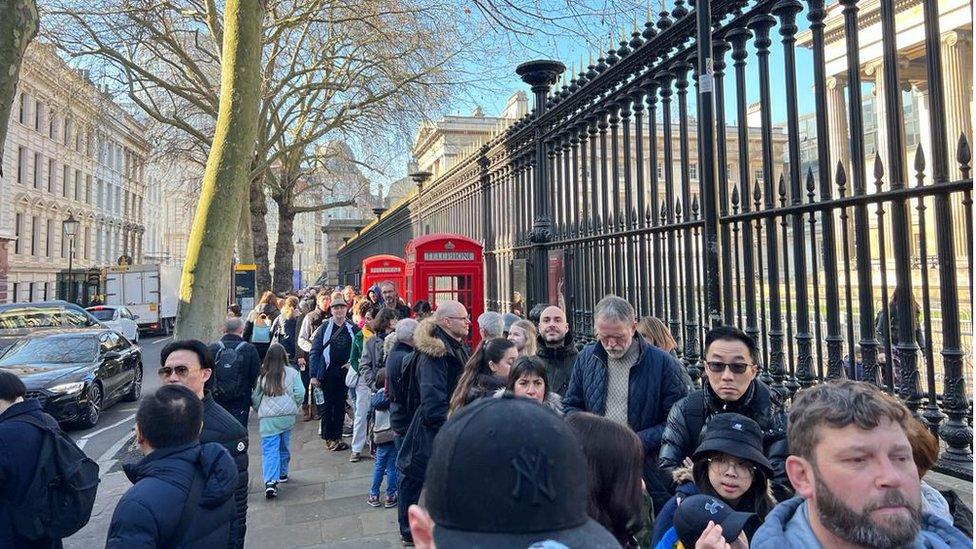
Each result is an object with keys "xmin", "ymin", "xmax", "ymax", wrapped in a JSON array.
[{"xmin": 0, "ymin": 0, "xmax": 39, "ymax": 175}]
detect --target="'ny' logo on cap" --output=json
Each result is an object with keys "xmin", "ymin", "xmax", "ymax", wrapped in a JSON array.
[
  {"xmin": 511, "ymin": 448, "xmax": 555, "ymax": 505},
  {"xmin": 705, "ymin": 500, "xmax": 724, "ymax": 515}
]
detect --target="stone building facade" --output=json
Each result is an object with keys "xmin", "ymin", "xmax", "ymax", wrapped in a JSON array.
[{"xmin": 0, "ymin": 42, "xmax": 149, "ymax": 303}]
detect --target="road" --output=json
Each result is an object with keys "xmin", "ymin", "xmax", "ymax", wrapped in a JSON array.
[{"xmin": 64, "ymin": 334, "xmax": 170, "ymax": 548}]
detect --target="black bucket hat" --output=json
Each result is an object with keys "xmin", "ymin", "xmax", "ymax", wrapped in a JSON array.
[{"xmin": 691, "ymin": 413, "xmax": 773, "ymax": 475}]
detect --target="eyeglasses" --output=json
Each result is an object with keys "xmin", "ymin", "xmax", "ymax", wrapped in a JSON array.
[
  {"xmin": 447, "ymin": 315, "xmax": 471, "ymax": 323},
  {"xmin": 157, "ymin": 365, "xmax": 193, "ymax": 378},
  {"xmin": 705, "ymin": 361, "xmax": 752, "ymax": 375},
  {"xmin": 707, "ymin": 456, "xmax": 756, "ymax": 477}
]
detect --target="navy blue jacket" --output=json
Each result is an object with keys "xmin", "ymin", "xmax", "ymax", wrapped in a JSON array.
[
  {"xmin": 0, "ymin": 399, "xmax": 63, "ymax": 549},
  {"xmin": 563, "ymin": 338, "xmax": 689, "ymax": 452},
  {"xmin": 106, "ymin": 441, "xmax": 237, "ymax": 549},
  {"xmin": 651, "ymin": 478, "xmax": 700, "ymax": 547},
  {"xmin": 563, "ymin": 338, "xmax": 689, "ymax": 511}
]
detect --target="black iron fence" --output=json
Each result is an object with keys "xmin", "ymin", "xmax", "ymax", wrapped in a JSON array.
[{"xmin": 339, "ymin": 0, "xmax": 973, "ymax": 478}]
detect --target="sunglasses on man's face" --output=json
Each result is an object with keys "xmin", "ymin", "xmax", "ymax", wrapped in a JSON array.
[
  {"xmin": 705, "ymin": 361, "xmax": 752, "ymax": 375},
  {"xmin": 158, "ymin": 365, "xmax": 193, "ymax": 378}
]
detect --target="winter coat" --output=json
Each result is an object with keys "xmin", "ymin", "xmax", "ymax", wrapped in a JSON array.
[
  {"xmin": 243, "ymin": 303, "xmax": 280, "ymax": 359},
  {"xmin": 461, "ymin": 373, "xmax": 506, "ymax": 408},
  {"xmin": 0, "ymin": 399, "xmax": 63, "ymax": 549},
  {"xmin": 752, "ymin": 496, "xmax": 971, "ymax": 548},
  {"xmin": 251, "ymin": 367, "xmax": 305, "ymax": 437},
  {"xmin": 386, "ymin": 340, "xmax": 416, "ymax": 436},
  {"xmin": 201, "ymin": 393, "xmax": 249, "ymax": 549},
  {"xmin": 396, "ymin": 319, "xmax": 469, "ymax": 479},
  {"xmin": 373, "ymin": 300, "xmax": 412, "ymax": 321},
  {"xmin": 535, "ymin": 329, "xmax": 579, "ymax": 397},
  {"xmin": 296, "ymin": 308, "xmax": 329, "ymax": 362},
  {"xmin": 658, "ymin": 379, "xmax": 792, "ymax": 501},
  {"xmin": 270, "ymin": 313, "xmax": 300, "ymax": 360},
  {"xmin": 360, "ymin": 329, "xmax": 393, "ymax": 390},
  {"xmin": 308, "ymin": 319, "xmax": 358, "ymax": 381},
  {"xmin": 105, "ymin": 442, "xmax": 237, "ymax": 549},
  {"xmin": 207, "ymin": 334, "xmax": 261, "ymax": 412},
  {"xmin": 563, "ymin": 337, "xmax": 689, "ymax": 511}
]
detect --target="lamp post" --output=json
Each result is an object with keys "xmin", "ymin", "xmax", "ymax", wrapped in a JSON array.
[
  {"xmin": 62, "ymin": 214, "xmax": 79, "ymax": 303},
  {"xmin": 295, "ymin": 238, "xmax": 304, "ymax": 289}
]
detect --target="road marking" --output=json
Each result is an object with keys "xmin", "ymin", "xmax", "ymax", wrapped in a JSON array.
[
  {"xmin": 95, "ymin": 430, "xmax": 136, "ymax": 478},
  {"xmin": 146, "ymin": 336, "xmax": 173, "ymax": 346},
  {"xmin": 77, "ymin": 413, "xmax": 135, "ymax": 444}
]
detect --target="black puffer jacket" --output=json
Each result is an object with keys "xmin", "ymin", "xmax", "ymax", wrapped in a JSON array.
[
  {"xmin": 535, "ymin": 329, "xmax": 578, "ymax": 397},
  {"xmin": 201, "ymin": 394, "xmax": 249, "ymax": 548},
  {"xmin": 396, "ymin": 319, "xmax": 468, "ymax": 479},
  {"xmin": 658, "ymin": 379, "xmax": 792, "ymax": 501},
  {"xmin": 386, "ymin": 340, "xmax": 415, "ymax": 436}
]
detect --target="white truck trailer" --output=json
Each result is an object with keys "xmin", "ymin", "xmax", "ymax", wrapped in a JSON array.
[{"xmin": 103, "ymin": 263, "xmax": 181, "ymax": 335}]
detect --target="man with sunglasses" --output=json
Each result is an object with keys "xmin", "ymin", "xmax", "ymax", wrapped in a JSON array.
[
  {"xmin": 159, "ymin": 340, "xmax": 250, "ymax": 549},
  {"xmin": 659, "ymin": 326, "xmax": 792, "ymax": 502}
]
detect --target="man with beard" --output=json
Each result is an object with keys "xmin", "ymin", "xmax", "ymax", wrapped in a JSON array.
[
  {"xmin": 374, "ymin": 281, "xmax": 412, "ymax": 320},
  {"xmin": 752, "ymin": 380, "xmax": 969, "ymax": 548},
  {"xmin": 535, "ymin": 305, "xmax": 577, "ymax": 396}
]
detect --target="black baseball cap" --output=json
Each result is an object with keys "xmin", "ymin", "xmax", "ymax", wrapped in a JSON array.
[
  {"xmin": 691, "ymin": 413, "xmax": 773, "ymax": 475},
  {"xmin": 674, "ymin": 494, "xmax": 757, "ymax": 547},
  {"xmin": 423, "ymin": 395, "xmax": 621, "ymax": 548}
]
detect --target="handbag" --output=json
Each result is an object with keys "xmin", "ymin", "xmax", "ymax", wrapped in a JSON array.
[
  {"xmin": 345, "ymin": 365, "xmax": 360, "ymax": 388},
  {"xmin": 251, "ymin": 323, "xmax": 272, "ymax": 344}
]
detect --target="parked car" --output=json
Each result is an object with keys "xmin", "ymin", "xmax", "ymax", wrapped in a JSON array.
[
  {"xmin": 86, "ymin": 305, "xmax": 140, "ymax": 342},
  {"xmin": 0, "ymin": 328, "xmax": 143, "ymax": 428},
  {"xmin": 0, "ymin": 300, "xmax": 103, "ymax": 357}
]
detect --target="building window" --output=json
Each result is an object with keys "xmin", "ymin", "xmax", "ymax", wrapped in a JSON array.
[
  {"xmin": 33, "ymin": 153, "xmax": 42, "ymax": 189},
  {"xmin": 74, "ymin": 171, "xmax": 82, "ymax": 202},
  {"xmin": 14, "ymin": 213, "xmax": 23, "ymax": 254},
  {"xmin": 17, "ymin": 147, "xmax": 26, "ymax": 183},
  {"xmin": 63, "ymin": 165, "xmax": 71, "ymax": 197},
  {"xmin": 64, "ymin": 116, "xmax": 72, "ymax": 145},
  {"xmin": 28, "ymin": 282, "xmax": 35, "ymax": 303},
  {"xmin": 97, "ymin": 180, "xmax": 103, "ymax": 210},
  {"xmin": 49, "ymin": 114, "xmax": 57, "ymax": 140},
  {"xmin": 31, "ymin": 216, "xmax": 39, "ymax": 256},
  {"xmin": 18, "ymin": 93, "xmax": 29, "ymax": 124},
  {"xmin": 754, "ymin": 169, "xmax": 764, "ymax": 184},
  {"xmin": 689, "ymin": 164, "xmax": 698, "ymax": 181},
  {"xmin": 86, "ymin": 175, "xmax": 92, "ymax": 204},
  {"xmin": 48, "ymin": 158, "xmax": 56, "ymax": 193},
  {"xmin": 45, "ymin": 219, "xmax": 53, "ymax": 257},
  {"xmin": 34, "ymin": 100, "xmax": 43, "ymax": 132},
  {"xmin": 84, "ymin": 225, "xmax": 91, "ymax": 260}
]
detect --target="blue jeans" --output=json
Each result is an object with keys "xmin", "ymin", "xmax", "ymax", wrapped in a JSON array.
[
  {"xmin": 370, "ymin": 442, "xmax": 398, "ymax": 497},
  {"xmin": 260, "ymin": 429, "xmax": 292, "ymax": 485}
]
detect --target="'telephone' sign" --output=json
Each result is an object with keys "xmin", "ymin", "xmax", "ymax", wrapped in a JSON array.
[{"xmin": 423, "ymin": 251, "xmax": 475, "ymax": 261}]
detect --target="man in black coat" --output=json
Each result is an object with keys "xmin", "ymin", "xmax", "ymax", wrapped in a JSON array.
[
  {"xmin": 658, "ymin": 326, "xmax": 792, "ymax": 502},
  {"xmin": 160, "ymin": 340, "xmax": 250, "ymax": 549},
  {"xmin": 374, "ymin": 281, "xmax": 412, "ymax": 320},
  {"xmin": 395, "ymin": 301, "xmax": 470, "ymax": 546},
  {"xmin": 208, "ymin": 317, "xmax": 262, "ymax": 427},
  {"xmin": 385, "ymin": 318, "xmax": 419, "ymax": 438},
  {"xmin": 106, "ymin": 385, "xmax": 237, "ymax": 549},
  {"xmin": 534, "ymin": 305, "xmax": 578, "ymax": 397},
  {"xmin": 563, "ymin": 295, "xmax": 689, "ymax": 512},
  {"xmin": 0, "ymin": 371, "xmax": 64, "ymax": 549}
]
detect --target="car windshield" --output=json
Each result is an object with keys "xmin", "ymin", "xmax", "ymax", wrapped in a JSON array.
[
  {"xmin": 88, "ymin": 309, "xmax": 116, "ymax": 321},
  {"xmin": 0, "ymin": 336, "xmax": 98, "ymax": 365},
  {"xmin": 0, "ymin": 306, "xmax": 93, "ymax": 334}
]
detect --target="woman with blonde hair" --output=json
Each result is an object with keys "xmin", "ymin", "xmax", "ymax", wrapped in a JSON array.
[
  {"xmin": 244, "ymin": 290, "xmax": 281, "ymax": 361},
  {"xmin": 507, "ymin": 319, "xmax": 537, "ymax": 356},
  {"xmin": 637, "ymin": 316, "xmax": 677, "ymax": 355}
]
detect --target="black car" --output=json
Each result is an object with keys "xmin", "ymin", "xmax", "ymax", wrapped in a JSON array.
[
  {"xmin": 0, "ymin": 328, "xmax": 143, "ymax": 428},
  {"xmin": 0, "ymin": 301, "xmax": 103, "ymax": 357}
]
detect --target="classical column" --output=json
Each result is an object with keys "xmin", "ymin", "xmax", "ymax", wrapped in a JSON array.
[
  {"xmin": 826, "ymin": 75, "xmax": 851, "ymax": 176},
  {"xmin": 941, "ymin": 30, "xmax": 972, "ymax": 257}
]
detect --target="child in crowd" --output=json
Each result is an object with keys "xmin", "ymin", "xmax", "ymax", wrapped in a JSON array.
[
  {"xmin": 367, "ymin": 368, "xmax": 397, "ymax": 508},
  {"xmin": 252, "ymin": 343, "xmax": 305, "ymax": 499}
]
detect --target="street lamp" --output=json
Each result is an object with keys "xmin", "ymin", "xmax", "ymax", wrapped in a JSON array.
[
  {"xmin": 62, "ymin": 214, "xmax": 79, "ymax": 303},
  {"xmin": 295, "ymin": 238, "xmax": 304, "ymax": 289}
]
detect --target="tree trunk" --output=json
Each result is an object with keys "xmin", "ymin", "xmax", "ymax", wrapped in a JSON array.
[
  {"xmin": 175, "ymin": 0, "xmax": 265, "ymax": 341},
  {"xmin": 0, "ymin": 0, "xmax": 39, "ymax": 174},
  {"xmin": 250, "ymin": 177, "xmax": 272, "ymax": 292},
  {"xmin": 236, "ymin": 186, "xmax": 254, "ymax": 263},
  {"xmin": 271, "ymin": 197, "xmax": 295, "ymax": 292}
]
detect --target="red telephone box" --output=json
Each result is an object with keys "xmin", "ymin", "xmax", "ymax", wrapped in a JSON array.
[
  {"xmin": 361, "ymin": 254, "xmax": 406, "ymax": 296},
  {"xmin": 405, "ymin": 233, "xmax": 484, "ymax": 347}
]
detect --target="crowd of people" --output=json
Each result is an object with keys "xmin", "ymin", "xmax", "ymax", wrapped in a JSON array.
[{"xmin": 0, "ymin": 281, "xmax": 971, "ymax": 549}]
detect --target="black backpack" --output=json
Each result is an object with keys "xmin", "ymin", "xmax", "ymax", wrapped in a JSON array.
[
  {"xmin": 212, "ymin": 341, "xmax": 248, "ymax": 402},
  {"xmin": 8, "ymin": 414, "xmax": 99, "ymax": 540}
]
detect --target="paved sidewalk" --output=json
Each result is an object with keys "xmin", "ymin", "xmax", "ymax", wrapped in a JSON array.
[{"xmin": 245, "ymin": 418, "xmax": 402, "ymax": 548}]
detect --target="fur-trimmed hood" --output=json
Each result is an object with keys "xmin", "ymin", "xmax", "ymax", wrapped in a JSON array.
[{"xmin": 413, "ymin": 318, "xmax": 448, "ymax": 357}]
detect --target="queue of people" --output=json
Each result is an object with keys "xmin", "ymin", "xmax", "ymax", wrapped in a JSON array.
[{"xmin": 0, "ymin": 282, "xmax": 971, "ymax": 549}]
